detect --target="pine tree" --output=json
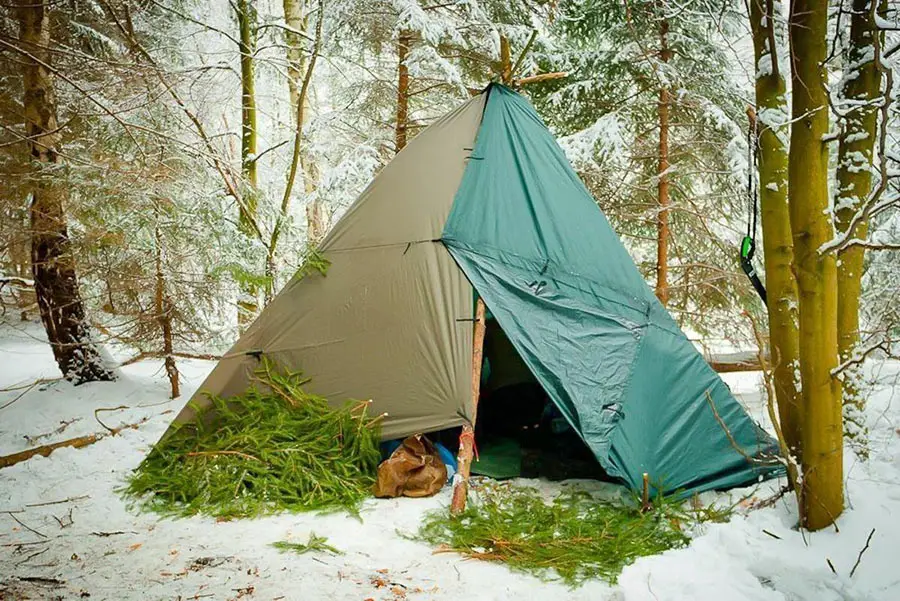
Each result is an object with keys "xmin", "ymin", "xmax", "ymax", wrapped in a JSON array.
[
  {"xmin": 531, "ymin": 0, "xmax": 754, "ymax": 338},
  {"xmin": 13, "ymin": 0, "xmax": 113, "ymax": 383}
]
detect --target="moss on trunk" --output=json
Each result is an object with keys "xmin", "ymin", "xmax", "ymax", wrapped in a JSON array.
[
  {"xmin": 749, "ymin": 0, "xmax": 802, "ymax": 458},
  {"xmin": 835, "ymin": 0, "xmax": 884, "ymax": 457},
  {"xmin": 788, "ymin": 0, "xmax": 843, "ymax": 531}
]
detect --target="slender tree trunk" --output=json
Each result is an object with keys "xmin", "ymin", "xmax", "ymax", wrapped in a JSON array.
[
  {"xmin": 835, "ymin": 0, "xmax": 883, "ymax": 457},
  {"xmin": 499, "ymin": 34, "xmax": 512, "ymax": 84},
  {"xmin": 236, "ymin": 0, "xmax": 259, "ymax": 325},
  {"xmin": 283, "ymin": 0, "xmax": 326, "ymax": 244},
  {"xmin": 17, "ymin": 0, "xmax": 112, "ymax": 384},
  {"xmin": 749, "ymin": 0, "xmax": 802, "ymax": 457},
  {"xmin": 788, "ymin": 0, "xmax": 843, "ymax": 531},
  {"xmin": 655, "ymin": 16, "xmax": 671, "ymax": 306},
  {"xmin": 266, "ymin": 0, "xmax": 324, "ymax": 302},
  {"xmin": 154, "ymin": 220, "xmax": 179, "ymax": 399},
  {"xmin": 395, "ymin": 29, "xmax": 412, "ymax": 153}
]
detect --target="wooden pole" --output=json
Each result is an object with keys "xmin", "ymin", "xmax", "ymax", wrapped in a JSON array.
[
  {"xmin": 641, "ymin": 472, "xmax": 651, "ymax": 512},
  {"xmin": 450, "ymin": 297, "xmax": 487, "ymax": 515}
]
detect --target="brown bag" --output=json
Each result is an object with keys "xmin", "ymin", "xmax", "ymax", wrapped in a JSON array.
[{"xmin": 373, "ymin": 435, "xmax": 448, "ymax": 498}]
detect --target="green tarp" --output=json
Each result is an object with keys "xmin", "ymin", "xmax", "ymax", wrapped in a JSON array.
[{"xmin": 443, "ymin": 85, "xmax": 780, "ymax": 496}]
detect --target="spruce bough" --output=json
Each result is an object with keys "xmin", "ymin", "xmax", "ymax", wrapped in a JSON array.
[
  {"xmin": 125, "ymin": 359, "xmax": 382, "ymax": 519},
  {"xmin": 418, "ymin": 483, "xmax": 690, "ymax": 585}
]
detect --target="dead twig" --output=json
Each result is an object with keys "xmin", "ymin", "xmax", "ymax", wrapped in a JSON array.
[
  {"xmin": 0, "ymin": 378, "xmax": 61, "ymax": 411},
  {"xmin": 94, "ymin": 406, "xmax": 131, "ymax": 433},
  {"xmin": 52, "ymin": 507, "xmax": 74, "ymax": 529},
  {"xmin": 849, "ymin": 528, "xmax": 875, "ymax": 577},
  {"xmin": 3, "ymin": 511, "xmax": 46, "ymax": 538},
  {"xmin": 745, "ymin": 312, "xmax": 803, "ymax": 508},
  {"xmin": 25, "ymin": 495, "xmax": 90, "ymax": 508},
  {"xmin": 24, "ymin": 418, "xmax": 81, "ymax": 446},
  {"xmin": 17, "ymin": 576, "xmax": 64, "ymax": 586},
  {"xmin": 15, "ymin": 546, "xmax": 48, "ymax": 566}
]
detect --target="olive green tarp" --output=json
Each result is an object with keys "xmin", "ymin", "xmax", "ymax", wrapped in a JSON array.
[{"xmin": 168, "ymin": 84, "xmax": 781, "ymax": 497}]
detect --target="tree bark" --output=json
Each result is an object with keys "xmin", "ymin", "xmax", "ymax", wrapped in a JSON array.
[
  {"xmin": 154, "ymin": 220, "xmax": 179, "ymax": 399},
  {"xmin": 284, "ymin": 0, "xmax": 326, "ymax": 244},
  {"xmin": 655, "ymin": 16, "xmax": 671, "ymax": 306},
  {"xmin": 395, "ymin": 29, "xmax": 412, "ymax": 153},
  {"xmin": 499, "ymin": 34, "xmax": 512, "ymax": 85},
  {"xmin": 17, "ymin": 0, "xmax": 112, "ymax": 384},
  {"xmin": 749, "ymin": 0, "xmax": 802, "ymax": 457},
  {"xmin": 236, "ymin": 0, "xmax": 259, "ymax": 325},
  {"xmin": 835, "ymin": 0, "xmax": 883, "ymax": 456},
  {"xmin": 267, "ymin": 0, "xmax": 324, "ymax": 302},
  {"xmin": 788, "ymin": 0, "xmax": 843, "ymax": 531}
]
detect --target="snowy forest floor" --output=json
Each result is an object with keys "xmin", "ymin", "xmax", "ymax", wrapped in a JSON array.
[{"xmin": 1, "ymin": 320, "xmax": 900, "ymax": 601}]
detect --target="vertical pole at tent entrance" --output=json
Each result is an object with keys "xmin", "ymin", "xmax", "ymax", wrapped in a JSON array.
[{"xmin": 450, "ymin": 297, "xmax": 487, "ymax": 516}]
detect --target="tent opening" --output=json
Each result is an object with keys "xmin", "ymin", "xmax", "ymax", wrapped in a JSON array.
[{"xmin": 463, "ymin": 315, "xmax": 610, "ymax": 481}]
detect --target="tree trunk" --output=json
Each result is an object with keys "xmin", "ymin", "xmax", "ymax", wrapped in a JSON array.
[
  {"xmin": 283, "ymin": 0, "xmax": 325, "ymax": 243},
  {"xmin": 395, "ymin": 29, "xmax": 412, "ymax": 153},
  {"xmin": 499, "ymin": 34, "xmax": 512, "ymax": 84},
  {"xmin": 788, "ymin": 0, "xmax": 843, "ymax": 531},
  {"xmin": 749, "ymin": 0, "xmax": 802, "ymax": 457},
  {"xmin": 835, "ymin": 0, "xmax": 883, "ymax": 457},
  {"xmin": 236, "ymin": 0, "xmax": 259, "ymax": 325},
  {"xmin": 655, "ymin": 16, "xmax": 671, "ymax": 306},
  {"xmin": 267, "ymin": 0, "xmax": 324, "ymax": 302},
  {"xmin": 18, "ymin": 0, "xmax": 112, "ymax": 384},
  {"xmin": 154, "ymin": 220, "xmax": 179, "ymax": 399}
]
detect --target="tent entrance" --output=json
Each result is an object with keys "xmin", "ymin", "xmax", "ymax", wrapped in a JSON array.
[{"xmin": 469, "ymin": 316, "xmax": 608, "ymax": 481}]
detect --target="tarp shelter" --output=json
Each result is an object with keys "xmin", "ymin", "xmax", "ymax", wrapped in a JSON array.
[{"xmin": 172, "ymin": 84, "xmax": 780, "ymax": 497}]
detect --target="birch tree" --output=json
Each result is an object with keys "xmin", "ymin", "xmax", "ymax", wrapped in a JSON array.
[{"xmin": 236, "ymin": 0, "xmax": 261, "ymax": 325}]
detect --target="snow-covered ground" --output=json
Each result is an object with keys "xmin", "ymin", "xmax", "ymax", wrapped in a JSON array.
[{"xmin": 1, "ymin": 320, "xmax": 899, "ymax": 601}]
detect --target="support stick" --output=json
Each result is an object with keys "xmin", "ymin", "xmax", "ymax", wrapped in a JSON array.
[
  {"xmin": 450, "ymin": 297, "xmax": 487, "ymax": 516},
  {"xmin": 641, "ymin": 472, "xmax": 651, "ymax": 512}
]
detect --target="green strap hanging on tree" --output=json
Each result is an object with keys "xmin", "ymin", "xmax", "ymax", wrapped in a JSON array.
[{"xmin": 741, "ymin": 119, "xmax": 767, "ymax": 304}]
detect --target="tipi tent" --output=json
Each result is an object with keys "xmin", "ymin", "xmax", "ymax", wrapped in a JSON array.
[{"xmin": 173, "ymin": 84, "xmax": 779, "ymax": 497}]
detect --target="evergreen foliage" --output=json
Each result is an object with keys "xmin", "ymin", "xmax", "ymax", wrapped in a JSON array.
[
  {"xmin": 417, "ymin": 483, "xmax": 690, "ymax": 586},
  {"xmin": 272, "ymin": 533, "xmax": 343, "ymax": 555},
  {"xmin": 124, "ymin": 360, "xmax": 382, "ymax": 519},
  {"xmin": 528, "ymin": 0, "xmax": 757, "ymax": 338}
]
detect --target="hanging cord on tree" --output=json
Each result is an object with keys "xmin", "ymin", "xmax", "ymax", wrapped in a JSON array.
[{"xmin": 741, "ymin": 111, "xmax": 768, "ymax": 304}]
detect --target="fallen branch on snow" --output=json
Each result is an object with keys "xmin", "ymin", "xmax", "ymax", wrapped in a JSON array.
[
  {"xmin": 0, "ymin": 417, "xmax": 149, "ymax": 469},
  {"xmin": 0, "ymin": 378, "xmax": 62, "ymax": 411}
]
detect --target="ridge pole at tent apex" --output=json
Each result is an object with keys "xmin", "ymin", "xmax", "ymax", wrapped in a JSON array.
[{"xmin": 450, "ymin": 297, "xmax": 487, "ymax": 515}]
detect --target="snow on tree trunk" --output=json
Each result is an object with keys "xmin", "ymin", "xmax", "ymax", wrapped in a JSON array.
[
  {"xmin": 18, "ymin": 0, "xmax": 112, "ymax": 384},
  {"xmin": 749, "ymin": 0, "xmax": 802, "ymax": 460},
  {"xmin": 788, "ymin": 0, "xmax": 843, "ymax": 531},
  {"xmin": 835, "ymin": 0, "xmax": 884, "ymax": 458},
  {"xmin": 236, "ymin": 0, "xmax": 260, "ymax": 326},
  {"xmin": 267, "ymin": 0, "xmax": 325, "ymax": 303}
]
